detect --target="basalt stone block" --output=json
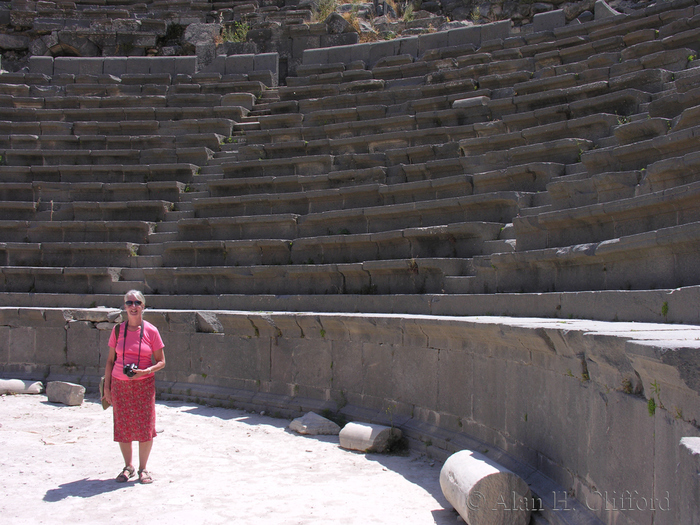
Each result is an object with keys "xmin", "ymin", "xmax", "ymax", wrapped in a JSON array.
[
  {"xmin": 440, "ymin": 449, "xmax": 532, "ymax": 525},
  {"xmin": 289, "ymin": 411, "xmax": 341, "ymax": 435},
  {"xmin": 46, "ymin": 381, "xmax": 85, "ymax": 406},
  {"xmin": 533, "ymin": 9, "xmax": 566, "ymax": 33},
  {"xmin": 339, "ymin": 421, "xmax": 401, "ymax": 453}
]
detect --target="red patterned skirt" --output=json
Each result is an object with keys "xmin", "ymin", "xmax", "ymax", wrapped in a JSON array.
[{"xmin": 111, "ymin": 376, "xmax": 157, "ymax": 443}]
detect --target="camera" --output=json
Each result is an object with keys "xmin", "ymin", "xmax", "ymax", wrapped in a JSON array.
[{"xmin": 123, "ymin": 363, "xmax": 138, "ymax": 377}]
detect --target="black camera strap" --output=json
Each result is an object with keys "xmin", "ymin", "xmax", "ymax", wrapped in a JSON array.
[{"xmin": 121, "ymin": 321, "xmax": 144, "ymax": 371}]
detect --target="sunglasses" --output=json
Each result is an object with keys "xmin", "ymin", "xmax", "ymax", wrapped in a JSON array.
[{"xmin": 125, "ymin": 300, "xmax": 143, "ymax": 306}]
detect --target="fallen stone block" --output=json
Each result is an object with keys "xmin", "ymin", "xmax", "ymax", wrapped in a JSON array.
[
  {"xmin": 0, "ymin": 379, "xmax": 43, "ymax": 395},
  {"xmin": 339, "ymin": 422, "xmax": 401, "ymax": 453},
  {"xmin": 46, "ymin": 381, "xmax": 85, "ymax": 406},
  {"xmin": 440, "ymin": 449, "xmax": 532, "ymax": 525},
  {"xmin": 289, "ymin": 412, "xmax": 341, "ymax": 435}
]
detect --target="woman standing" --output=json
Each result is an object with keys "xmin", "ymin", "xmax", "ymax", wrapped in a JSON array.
[{"xmin": 102, "ymin": 290, "xmax": 165, "ymax": 484}]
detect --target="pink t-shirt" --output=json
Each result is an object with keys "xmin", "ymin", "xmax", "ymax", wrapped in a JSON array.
[{"xmin": 109, "ymin": 321, "xmax": 164, "ymax": 381}]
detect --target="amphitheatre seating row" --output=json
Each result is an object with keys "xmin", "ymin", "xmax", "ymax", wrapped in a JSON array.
[
  {"xmin": 0, "ymin": 3, "xmax": 699, "ymax": 303},
  {"xmin": 227, "ymin": 3, "xmax": 700, "ymax": 297}
]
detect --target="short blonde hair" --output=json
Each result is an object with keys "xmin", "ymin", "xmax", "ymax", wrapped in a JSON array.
[{"xmin": 124, "ymin": 289, "xmax": 146, "ymax": 307}]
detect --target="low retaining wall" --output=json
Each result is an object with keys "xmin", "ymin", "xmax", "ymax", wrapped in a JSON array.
[
  {"xmin": 1, "ymin": 307, "xmax": 699, "ymax": 525},
  {"xmin": 28, "ymin": 53, "xmax": 279, "ymax": 82}
]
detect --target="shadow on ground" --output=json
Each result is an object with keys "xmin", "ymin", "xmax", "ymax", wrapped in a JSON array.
[{"xmin": 44, "ymin": 477, "xmax": 133, "ymax": 502}]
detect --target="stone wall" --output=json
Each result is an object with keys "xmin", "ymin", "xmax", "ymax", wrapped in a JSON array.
[{"xmin": 2, "ymin": 306, "xmax": 699, "ymax": 525}]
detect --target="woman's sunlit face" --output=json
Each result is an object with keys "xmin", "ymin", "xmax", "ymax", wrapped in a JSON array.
[{"xmin": 124, "ymin": 296, "xmax": 143, "ymax": 317}]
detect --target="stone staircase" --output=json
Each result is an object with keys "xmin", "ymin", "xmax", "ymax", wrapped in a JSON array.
[{"xmin": 0, "ymin": 1, "xmax": 698, "ymax": 322}]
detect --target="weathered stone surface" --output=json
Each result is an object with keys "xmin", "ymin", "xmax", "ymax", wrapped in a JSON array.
[
  {"xmin": 440, "ymin": 450, "xmax": 532, "ymax": 525},
  {"xmin": 339, "ymin": 422, "xmax": 401, "ymax": 452},
  {"xmin": 679, "ymin": 437, "xmax": 700, "ymax": 525},
  {"xmin": 46, "ymin": 381, "xmax": 85, "ymax": 406},
  {"xmin": 0, "ymin": 378, "xmax": 43, "ymax": 395},
  {"xmin": 289, "ymin": 411, "xmax": 341, "ymax": 435}
]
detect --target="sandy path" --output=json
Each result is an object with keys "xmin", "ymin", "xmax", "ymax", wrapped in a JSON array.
[{"xmin": 0, "ymin": 393, "xmax": 456, "ymax": 525}]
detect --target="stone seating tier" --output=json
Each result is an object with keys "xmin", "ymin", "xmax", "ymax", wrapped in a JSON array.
[
  {"xmin": 0, "ymin": 199, "xmax": 172, "ymax": 222},
  {"xmin": 582, "ymin": 122, "xmax": 700, "ymax": 175},
  {"xmin": 191, "ymin": 175, "xmax": 475, "ymax": 218},
  {"xmin": 0, "ymin": 220, "xmax": 155, "ymax": 243},
  {"xmin": 515, "ymin": 179, "xmax": 700, "ymax": 251},
  {"xmin": 456, "ymin": 220, "xmax": 700, "ymax": 294},
  {"xmin": 0, "ymin": 242, "xmax": 138, "ymax": 267},
  {"xmin": 0, "ymin": 1, "xmax": 697, "ymax": 318},
  {"xmin": 0, "ymin": 164, "xmax": 198, "ymax": 183},
  {"xmin": 0, "ymin": 118, "xmax": 237, "ymax": 137},
  {"xmin": 1, "ymin": 147, "xmax": 213, "ymax": 167},
  {"xmin": 206, "ymin": 167, "xmax": 391, "ymax": 196},
  {"xmin": 0, "ymin": 106, "xmax": 249, "ymax": 123},
  {"xmin": 177, "ymin": 192, "xmax": 529, "ymax": 241},
  {"xmin": 161, "ymin": 222, "xmax": 503, "ymax": 267},
  {"xmin": 140, "ymin": 258, "xmax": 469, "ymax": 296},
  {"xmin": 0, "ymin": 257, "xmax": 469, "ymax": 295},
  {"xmin": 0, "ymin": 133, "xmax": 223, "ymax": 152},
  {"xmin": 0, "ymin": 92, "xmax": 259, "ymax": 109},
  {"xmin": 0, "ymin": 180, "xmax": 184, "ymax": 203}
]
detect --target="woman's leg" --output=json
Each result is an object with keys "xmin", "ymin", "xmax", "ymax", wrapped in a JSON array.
[
  {"xmin": 138, "ymin": 440, "xmax": 153, "ymax": 471},
  {"xmin": 119, "ymin": 441, "xmax": 133, "ymax": 467}
]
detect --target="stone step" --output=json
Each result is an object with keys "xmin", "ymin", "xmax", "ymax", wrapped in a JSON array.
[
  {"xmin": 516, "ymin": 178, "xmax": 700, "ymax": 250},
  {"xmin": 0, "ymin": 132, "xmax": 224, "ymax": 152},
  {"xmin": 465, "ymin": 220, "xmax": 700, "ymax": 294},
  {"xmin": 0, "ymin": 105, "xmax": 247, "ymax": 124},
  {"xmin": 192, "ymin": 174, "xmax": 475, "ymax": 219},
  {"xmin": 154, "ymin": 221, "xmax": 179, "ymax": 233},
  {"xmin": 178, "ymin": 191, "xmax": 530, "ymax": 242},
  {"xmin": 132, "ymin": 255, "xmax": 163, "ymax": 268},
  {"xmin": 159, "ymin": 221, "xmax": 501, "ymax": 267},
  {"xmin": 1, "ymin": 147, "xmax": 214, "ymax": 167},
  {"xmin": 140, "ymin": 257, "xmax": 471, "ymax": 295},
  {"xmin": 0, "ymin": 180, "xmax": 184, "ymax": 203},
  {"xmin": 0, "ymin": 163, "xmax": 198, "ymax": 184},
  {"xmin": 178, "ymin": 190, "xmax": 210, "ymax": 201},
  {"xmin": 482, "ymin": 239, "xmax": 516, "ymax": 255},
  {"xmin": 0, "ymin": 200, "xmax": 171, "ymax": 222},
  {"xmin": 163, "ymin": 209, "xmax": 194, "ymax": 221},
  {"xmin": 582, "ymin": 123, "xmax": 700, "ymax": 175},
  {"xmin": 148, "ymin": 231, "xmax": 179, "ymax": 243},
  {"xmin": 233, "ymin": 121, "xmax": 261, "ymax": 132},
  {"xmin": 0, "ymin": 219, "xmax": 154, "ymax": 243},
  {"xmin": 111, "ymin": 280, "xmax": 146, "ymax": 295},
  {"xmin": 547, "ymin": 170, "xmax": 640, "ymax": 211},
  {"xmin": 0, "ymin": 285, "xmax": 694, "ymax": 323},
  {"xmin": 138, "ymin": 243, "xmax": 165, "ymax": 256},
  {"xmin": 174, "ymin": 201, "xmax": 194, "ymax": 212}
]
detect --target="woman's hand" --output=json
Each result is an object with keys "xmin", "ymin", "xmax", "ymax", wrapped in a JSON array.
[
  {"xmin": 132, "ymin": 367, "xmax": 152, "ymax": 378},
  {"xmin": 103, "ymin": 386, "xmax": 112, "ymax": 405}
]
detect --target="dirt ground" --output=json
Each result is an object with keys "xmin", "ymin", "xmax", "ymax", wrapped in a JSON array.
[{"xmin": 0, "ymin": 392, "xmax": 457, "ymax": 525}]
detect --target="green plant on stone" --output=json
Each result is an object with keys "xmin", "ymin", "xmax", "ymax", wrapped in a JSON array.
[
  {"xmin": 661, "ymin": 301, "xmax": 669, "ymax": 318},
  {"xmin": 314, "ymin": 0, "xmax": 337, "ymax": 22},
  {"xmin": 403, "ymin": 2, "xmax": 414, "ymax": 22},
  {"xmin": 470, "ymin": 6, "xmax": 481, "ymax": 22},
  {"xmin": 647, "ymin": 397, "xmax": 656, "ymax": 416},
  {"xmin": 222, "ymin": 21, "xmax": 250, "ymax": 43}
]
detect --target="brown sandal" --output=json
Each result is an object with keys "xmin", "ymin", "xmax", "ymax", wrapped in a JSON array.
[
  {"xmin": 138, "ymin": 469, "xmax": 153, "ymax": 484},
  {"xmin": 116, "ymin": 465, "xmax": 135, "ymax": 482}
]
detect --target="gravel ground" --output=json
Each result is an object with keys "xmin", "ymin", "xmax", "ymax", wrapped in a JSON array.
[{"xmin": 0, "ymin": 392, "xmax": 456, "ymax": 525}]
